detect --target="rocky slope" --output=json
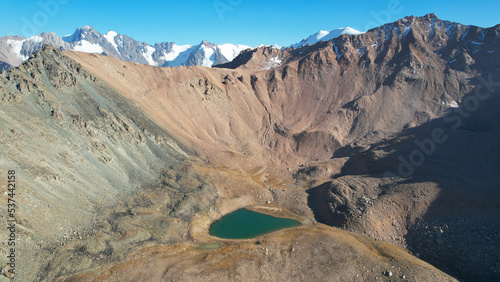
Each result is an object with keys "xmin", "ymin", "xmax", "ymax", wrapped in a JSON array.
[
  {"xmin": 61, "ymin": 224, "xmax": 454, "ymax": 282},
  {"xmin": 0, "ymin": 45, "xmax": 218, "ymax": 281},
  {"xmin": 0, "ymin": 26, "xmax": 251, "ymax": 71}
]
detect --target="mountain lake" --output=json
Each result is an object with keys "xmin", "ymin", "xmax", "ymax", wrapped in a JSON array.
[{"xmin": 209, "ymin": 208, "xmax": 301, "ymax": 239}]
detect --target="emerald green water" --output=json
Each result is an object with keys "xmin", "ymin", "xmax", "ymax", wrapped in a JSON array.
[{"xmin": 209, "ymin": 208, "xmax": 301, "ymax": 239}]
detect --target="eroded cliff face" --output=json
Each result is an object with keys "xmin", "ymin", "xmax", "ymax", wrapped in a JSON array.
[{"xmin": 1, "ymin": 14, "xmax": 498, "ymax": 280}]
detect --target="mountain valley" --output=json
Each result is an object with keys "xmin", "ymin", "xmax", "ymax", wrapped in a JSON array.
[{"xmin": 0, "ymin": 13, "xmax": 499, "ymax": 281}]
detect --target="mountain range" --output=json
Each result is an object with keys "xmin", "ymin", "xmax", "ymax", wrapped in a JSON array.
[
  {"xmin": 0, "ymin": 26, "xmax": 362, "ymax": 71},
  {"xmin": 0, "ymin": 25, "xmax": 251, "ymax": 71},
  {"xmin": 1, "ymin": 13, "xmax": 499, "ymax": 281}
]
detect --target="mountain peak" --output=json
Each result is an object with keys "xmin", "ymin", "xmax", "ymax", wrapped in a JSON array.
[
  {"xmin": 394, "ymin": 13, "xmax": 442, "ymax": 27},
  {"xmin": 105, "ymin": 30, "xmax": 118, "ymax": 36},
  {"xmin": 424, "ymin": 13, "xmax": 438, "ymax": 19},
  {"xmin": 200, "ymin": 40, "xmax": 216, "ymax": 48},
  {"xmin": 75, "ymin": 25, "xmax": 98, "ymax": 34},
  {"xmin": 63, "ymin": 26, "xmax": 100, "ymax": 43}
]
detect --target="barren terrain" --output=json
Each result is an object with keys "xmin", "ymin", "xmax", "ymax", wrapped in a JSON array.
[{"xmin": 1, "ymin": 14, "xmax": 499, "ymax": 281}]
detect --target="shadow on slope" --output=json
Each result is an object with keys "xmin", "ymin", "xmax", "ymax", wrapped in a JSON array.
[{"xmin": 319, "ymin": 73, "xmax": 500, "ymax": 280}]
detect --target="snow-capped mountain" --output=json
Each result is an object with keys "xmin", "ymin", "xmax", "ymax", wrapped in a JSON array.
[
  {"xmin": 290, "ymin": 27, "xmax": 363, "ymax": 49},
  {"xmin": 0, "ymin": 25, "xmax": 366, "ymax": 71},
  {"xmin": 0, "ymin": 32, "xmax": 64, "ymax": 70},
  {"xmin": 0, "ymin": 26, "xmax": 251, "ymax": 71}
]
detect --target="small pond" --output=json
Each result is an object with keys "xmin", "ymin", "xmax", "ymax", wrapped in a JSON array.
[{"xmin": 209, "ymin": 208, "xmax": 301, "ymax": 239}]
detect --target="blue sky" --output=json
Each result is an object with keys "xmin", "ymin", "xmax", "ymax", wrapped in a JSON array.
[{"xmin": 1, "ymin": 0, "xmax": 499, "ymax": 46}]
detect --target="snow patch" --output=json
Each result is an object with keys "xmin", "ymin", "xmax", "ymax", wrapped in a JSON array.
[
  {"xmin": 62, "ymin": 34, "xmax": 74, "ymax": 42},
  {"xmin": 427, "ymin": 17, "xmax": 437, "ymax": 36},
  {"xmin": 141, "ymin": 45, "xmax": 157, "ymax": 66},
  {"xmin": 441, "ymin": 100, "xmax": 459, "ymax": 108},
  {"xmin": 403, "ymin": 27, "xmax": 411, "ymax": 38},
  {"xmin": 161, "ymin": 44, "xmax": 192, "ymax": 61},
  {"xmin": 333, "ymin": 42, "xmax": 343, "ymax": 59},
  {"xmin": 291, "ymin": 27, "xmax": 363, "ymax": 49},
  {"xmin": 7, "ymin": 39, "xmax": 28, "ymax": 61},
  {"xmin": 158, "ymin": 44, "xmax": 198, "ymax": 67},
  {"xmin": 201, "ymin": 45, "xmax": 215, "ymax": 67},
  {"xmin": 217, "ymin": 44, "xmax": 250, "ymax": 61},
  {"xmin": 260, "ymin": 44, "xmax": 281, "ymax": 49},
  {"xmin": 72, "ymin": 40, "xmax": 104, "ymax": 53},
  {"xmin": 263, "ymin": 56, "xmax": 282, "ymax": 70},
  {"xmin": 27, "ymin": 35, "xmax": 43, "ymax": 43},
  {"xmin": 103, "ymin": 31, "xmax": 119, "ymax": 51}
]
